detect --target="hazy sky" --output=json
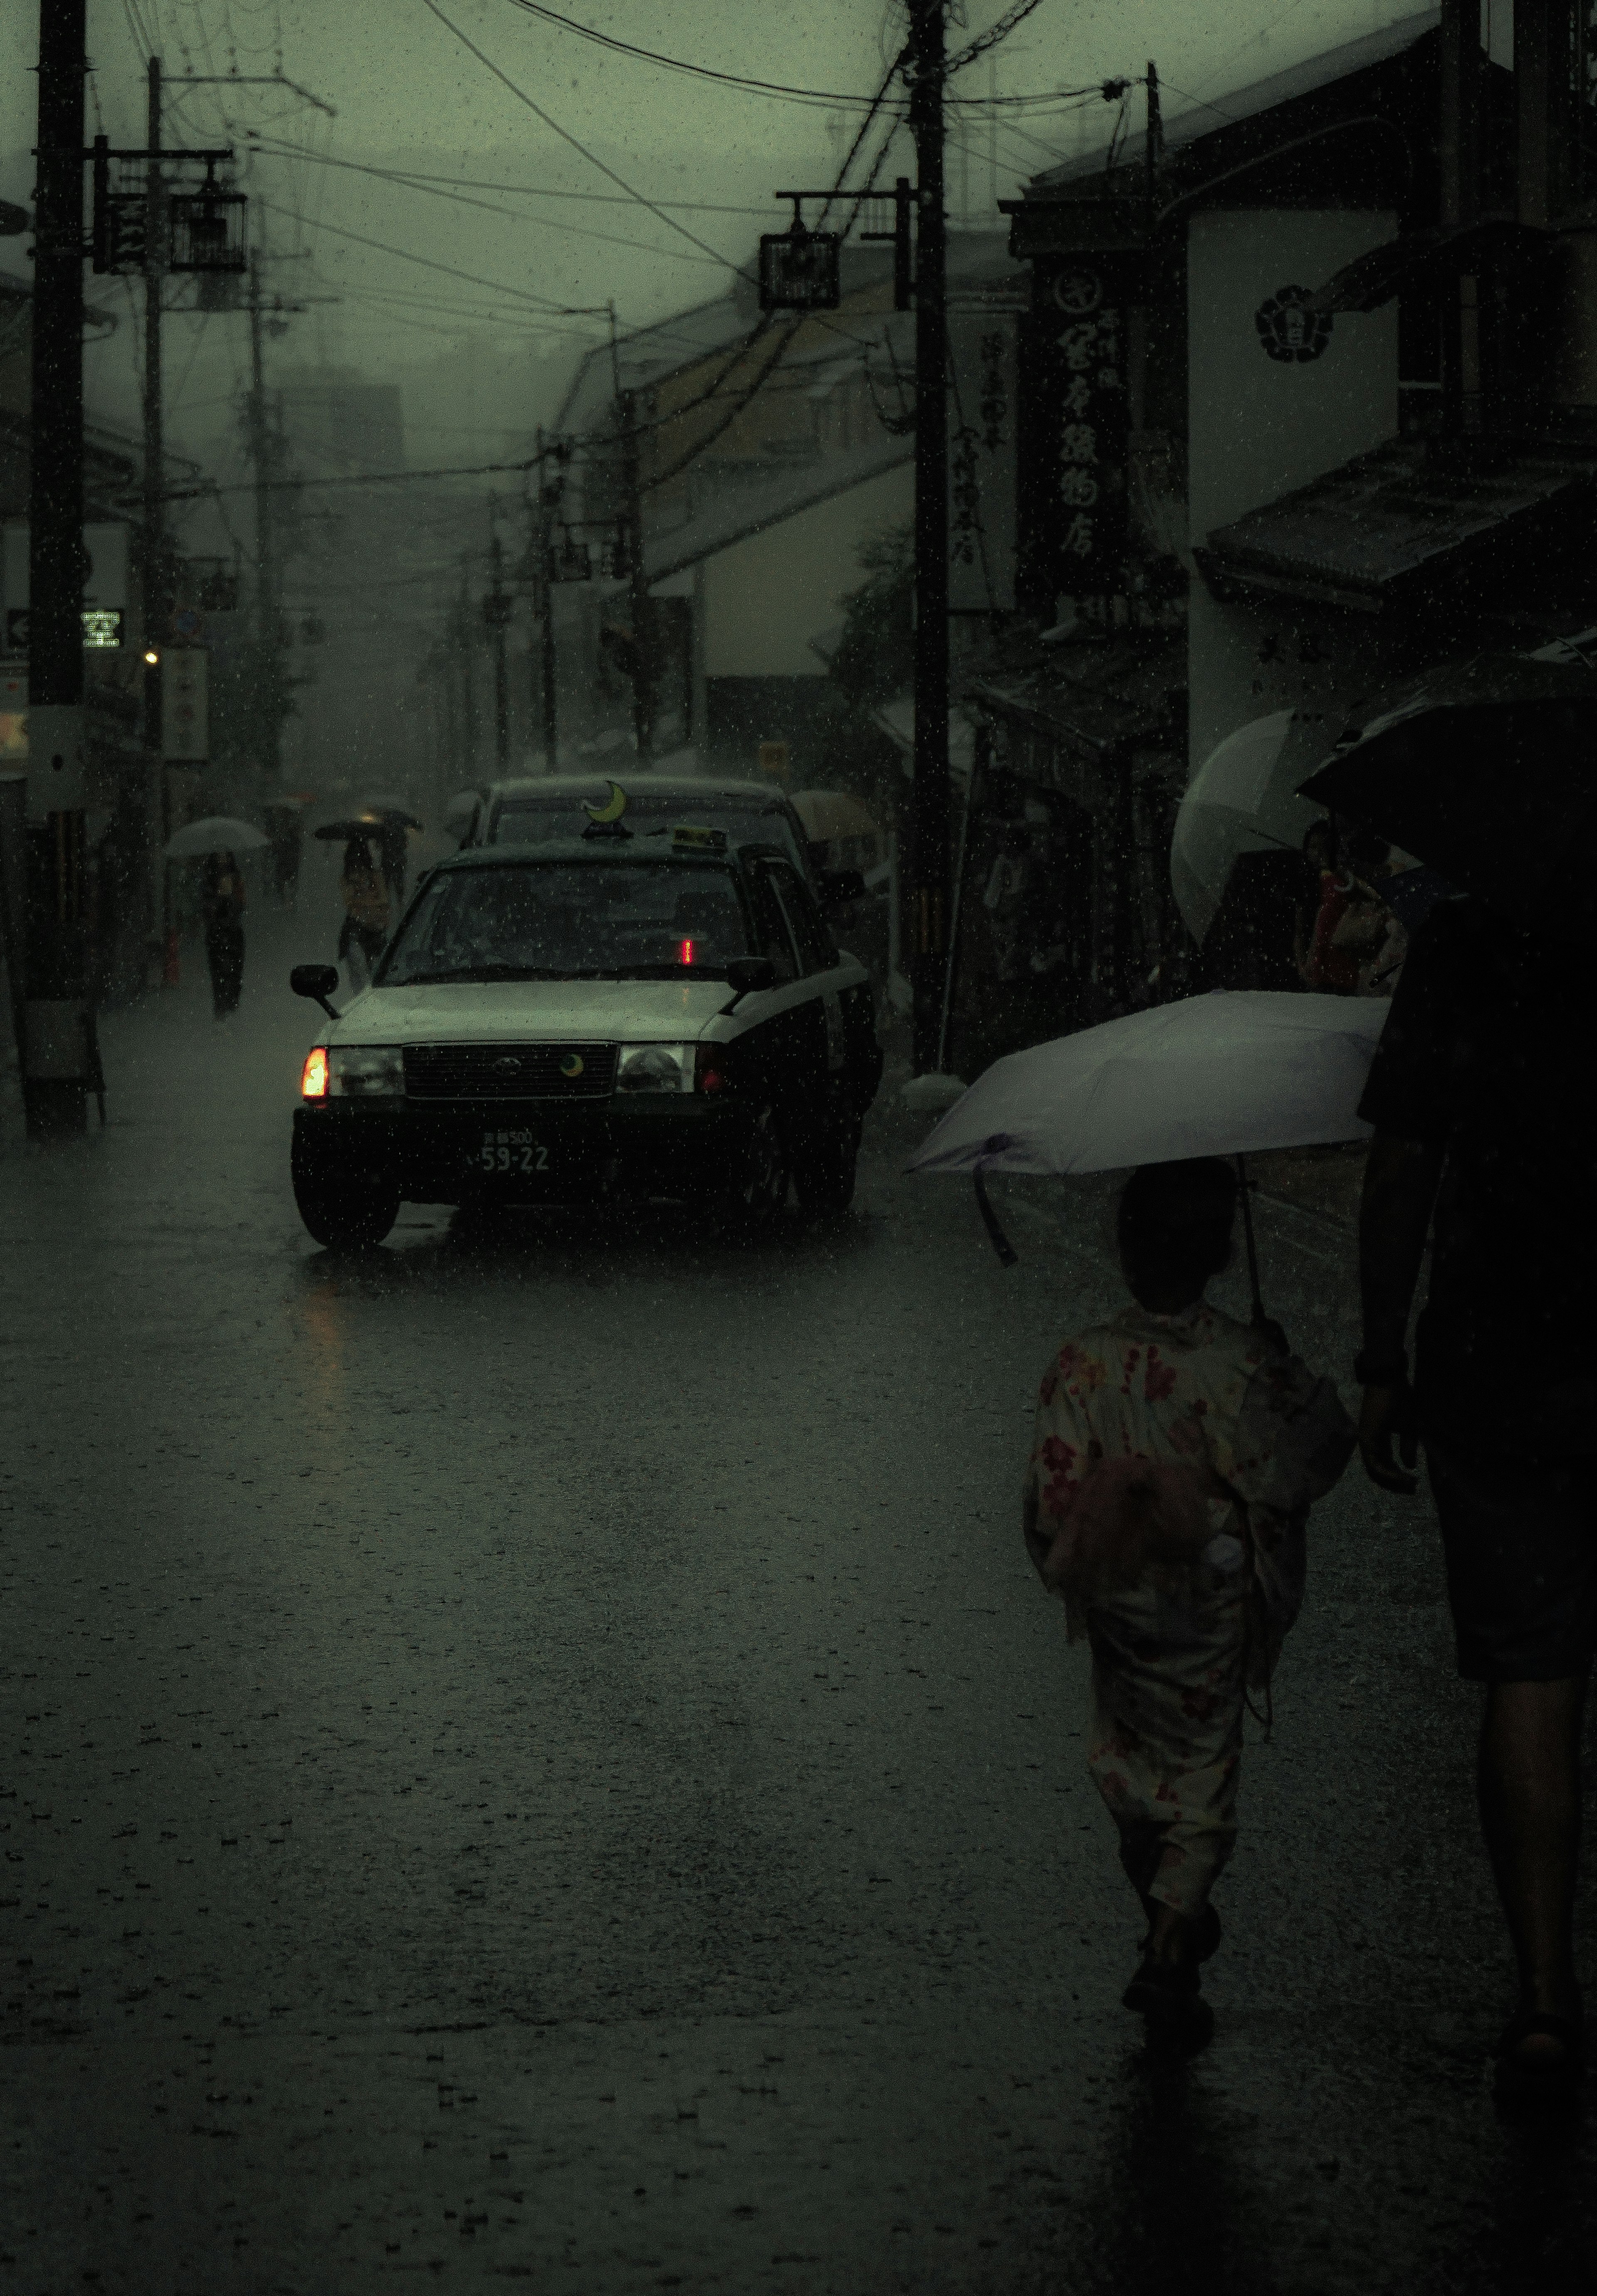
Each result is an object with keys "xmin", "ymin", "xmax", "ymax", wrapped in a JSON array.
[{"xmin": 2, "ymin": 2, "xmax": 1431, "ymax": 470}]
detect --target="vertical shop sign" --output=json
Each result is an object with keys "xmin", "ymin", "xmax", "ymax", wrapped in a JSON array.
[
  {"xmin": 163, "ymin": 648, "xmax": 209, "ymax": 760},
  {"xmin": 1051, "ymin": 302, "xmax": 1129, "ymax": 601},
  {"xmin": 1018, "ymin": 276, "xmax": 1131, "ymax": 615},
  {"xmin": 947, "ymin": 309, "xmax": 1019, "ymax": 611}
]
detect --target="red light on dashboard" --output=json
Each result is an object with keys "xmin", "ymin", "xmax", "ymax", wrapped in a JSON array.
[{"xmin": 677, "ymin": 937, "xmax": 695, "ymax": 966}]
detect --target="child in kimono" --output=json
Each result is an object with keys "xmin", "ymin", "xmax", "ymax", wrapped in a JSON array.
[{"xmin": 1022, "ymin": 1158, "xmax": 1353, "ymax": 2043}]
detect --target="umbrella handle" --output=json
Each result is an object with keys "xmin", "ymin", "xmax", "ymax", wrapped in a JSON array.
[
  {"xmin": 974, "ymin": 1148, "xmax": 1019, "ymax": 1270},
  {"xmin": 1236, "ymin": 1152, "xmax": 1265, "ymax": 1324}
]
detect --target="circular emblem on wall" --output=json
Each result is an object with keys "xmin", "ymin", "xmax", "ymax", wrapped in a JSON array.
[
  {"xmin": 1255, "ymin": 285, "xmax": 1333, "ymax": 363},
  {"xmin": 1050, "ymin": 267, "xmax": 1103, "ymax": 316},
  {"xmin": 559, "ymin": 1052, "xmax": 585, "ymax": 1079}
]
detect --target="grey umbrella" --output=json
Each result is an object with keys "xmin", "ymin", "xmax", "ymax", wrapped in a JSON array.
[{"xmin": 163, "ymin": 815, "xmax": 269, "ymax": 859}]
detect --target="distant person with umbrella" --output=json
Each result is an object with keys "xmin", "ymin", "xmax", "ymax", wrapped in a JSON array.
[
  {"xmin": 1022, "ymin": 1160, "xmax": 1352, "ymax": 2048},
  {"xmin": 337, "ymin": 834, "xmax": 391, "ymax": 984},
  {"xmin": 201, "ymin": 850, "xmax": 246, "ymax": 1018},
  {"xmin": 363, "ymin": 801, "xmax": 422, "ymax": 907}
]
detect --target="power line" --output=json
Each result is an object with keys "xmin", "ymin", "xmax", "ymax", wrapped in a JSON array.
[
  {"xmin": 504, "ymin": 0, "xmax": 1080, "ymax": 111},
  {"xmin": 245, "ymin": 142, "xmax": 742, "ymax": 272},
  {"xmin": 1182, "ymin": 0, "xmax": 1314, "ymax": 101},
  {"xmin": 249, "ymin": 142, "xmax": 776, "ymax": 215},
  {"xmin": 250, "ymin": 194, "xmax": 606, "ymax": 316},
  {"xmin": 640, "ymin": 325, "xmax": 794, "ymax": 495},
  {"xmin": 139, "ymin": 454, "xmax": 556, "ymax": 507},
  {"xmin": 417, "ymin": 0, "xmax": 756, "ymax": 284},
  {"xmin": 316, "ymin": 281, "xmax": 606, "ymax": 338},
  {"xmin": 504, "ymin": 0, "xmax": 909, "ymax": 111},
  {"xmin": 947, "ymin": 0, "xmax": 1054, "ymax": 77}
]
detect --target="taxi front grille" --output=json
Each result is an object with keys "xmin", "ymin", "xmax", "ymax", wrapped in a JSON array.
[{"xmin": 403, "ymin": 1042, "xmax": 616, "ymax": 1100}]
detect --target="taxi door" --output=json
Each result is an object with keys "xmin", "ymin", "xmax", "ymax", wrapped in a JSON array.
[
  {"xmin": 740, "ymin": 856, "xmax": 826, "ymax": 1113},
  {"xmin": 757, "ymin": 856, "xmax": 835, "ymax": 1115}
]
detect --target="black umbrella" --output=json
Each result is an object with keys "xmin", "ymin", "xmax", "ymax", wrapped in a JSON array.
[
  {"xmin": 1297, "ymin": 653, "xmax": 1597, "ymax": 945},
  {"xmin": 314, "ymin": 818, "xmax": 381, "ymax": 842}
]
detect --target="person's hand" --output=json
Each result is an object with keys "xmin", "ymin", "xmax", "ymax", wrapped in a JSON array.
[{"xmin": 1359, "ymin": 1379, "xmax": 1419, "ymax": 1493}]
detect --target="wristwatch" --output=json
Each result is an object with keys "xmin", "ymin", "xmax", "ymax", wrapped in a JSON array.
[{"xmin": 1353, "ymin": 1347, "xmax": 1408, "ymax": 1386}]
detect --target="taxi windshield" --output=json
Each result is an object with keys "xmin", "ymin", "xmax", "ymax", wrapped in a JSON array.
[{"xmin": 377, "ymin": 860, "xmax": 752, "ymax": 985}]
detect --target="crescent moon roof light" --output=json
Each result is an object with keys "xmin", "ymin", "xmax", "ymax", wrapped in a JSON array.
[{"xmin": 583, "ymin": 779, "xmax": 629, "ymax": 824}]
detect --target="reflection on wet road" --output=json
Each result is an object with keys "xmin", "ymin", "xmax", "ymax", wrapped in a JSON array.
[{"xmin": 2, "ymin": 898, "xmax": 1593, "ymax": 2291}]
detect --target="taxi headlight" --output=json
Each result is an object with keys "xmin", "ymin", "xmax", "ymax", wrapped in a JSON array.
[
  {"xmin": 614, "ymin": 1042, "xmax": 692, "ymax": 1095},
  {"xmin": 329, "ymin": 1045, "xmax": 405, "ymax": 1098}
]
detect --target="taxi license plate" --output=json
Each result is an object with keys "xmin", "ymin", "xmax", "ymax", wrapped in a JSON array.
[{"xmin": 476, "ymin": 1129, "xmax": 549, "ymax": 1176}]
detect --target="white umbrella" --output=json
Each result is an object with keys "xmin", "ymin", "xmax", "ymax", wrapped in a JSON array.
[
  {"xmin": 163, "ymin": 815, "xmax": 269, "ymax": 860},
  {"xmin": 910, "ymin": 992, "xmax": 1384, "ymax": 1177},
  {"xmin": 1171, "ymin": 710, "xmax": 1331, "ymax": 944},
  {"xmin": 908, "ymin": 990, "xmax": 1387, "ymax": 1308}
]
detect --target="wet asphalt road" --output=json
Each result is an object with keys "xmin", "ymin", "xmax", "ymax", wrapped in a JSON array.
[{"xmin": 2, "ymin": 869, "xmax": 1595, "ymax": 2294}]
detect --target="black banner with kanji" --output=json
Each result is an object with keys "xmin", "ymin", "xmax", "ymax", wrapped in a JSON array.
[{"xmin": 1018, "ymin": 293, "xmax": 1131, "ymax": 614}]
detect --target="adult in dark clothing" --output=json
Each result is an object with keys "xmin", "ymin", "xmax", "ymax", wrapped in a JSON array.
[
  {"xmin": 201, "ymin": 851, "xmax": 246, "ymax": 1018},
  {"xmin": 1355, "ymin": 894, "xmax": 1595, "ymax": 2112}
]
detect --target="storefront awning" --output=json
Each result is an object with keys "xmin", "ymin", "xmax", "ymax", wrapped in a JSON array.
[
  {"xmin": 1303, "ymin": 217, "xmax": 1548, "ymax": 313},
  {"xmin": 966, "ymin": 631, "xmax": 1186, "ymax": 803},
  {"xmin": 1198, "ymin": 436, "xmax": 1597, "ymax": 613}
]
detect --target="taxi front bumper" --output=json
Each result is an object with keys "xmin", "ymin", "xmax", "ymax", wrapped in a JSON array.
[{"xmin": 292, "ymin": 1093, "xmax": 754, "ymax": 1204}]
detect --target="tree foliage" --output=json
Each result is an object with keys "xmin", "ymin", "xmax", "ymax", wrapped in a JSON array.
[{"xmin": 827, "ymin": 519, "xmax": 914, "ymax": 713}]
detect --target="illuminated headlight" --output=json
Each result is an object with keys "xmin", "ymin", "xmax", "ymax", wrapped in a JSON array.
[
  {"xmin": 329, "ymin": 1045, "xmax": 405, "ymax": 1098},
  {"xmin": 614, "ymin": 1042, "xmax": 693, "ymax": 1095}
]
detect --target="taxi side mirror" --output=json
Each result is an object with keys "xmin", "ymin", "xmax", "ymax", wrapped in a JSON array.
[
  {"xmin": 724, "ymin": 956, "xmax": 776, "ymax": 1005},
  {"xmin": 290, "ymin": 962, "xmax": 341, "ymax": 1019}
]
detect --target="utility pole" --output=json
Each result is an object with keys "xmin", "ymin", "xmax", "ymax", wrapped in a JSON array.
[
  {"xmin": 456, "ymin": 563, "xmax": 478, "ymax": 777},
  {"xmin": 24, "ymin": 0, "xmax": 90, "ymax": 1133},
  {"xmin": 486, "ymin": 516, "xmax": 511, "ymax": 773},
  {"xmin": 535, "ymin": 428, "xmax": 557, "ymax": 771},
  {"xmin": 906, "ymin": 0, "xmax": 950, "ymax": 1078},
  {"xmin": 141, "ymin": 54, "xmax": 168, "ymax": 984},
  {"xmin": 245, "ymin": 256, "xmax": 282, "ymax": 783},
  {"xmin": 619, "ymin": 388, "xmax": 652, "ymax": 761},
  {"xmin": 1145, "ymin": 59, "xmax": 1162, "ymax": 202},
  {"xmin": 1440, "ymin": 0, "xmax": 1483, "ymax": 430}
]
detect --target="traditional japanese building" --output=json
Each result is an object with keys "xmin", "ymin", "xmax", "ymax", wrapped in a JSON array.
[{"xmin": 977, "ymin": 0, "xmax": 1597, "ymax": 1018}]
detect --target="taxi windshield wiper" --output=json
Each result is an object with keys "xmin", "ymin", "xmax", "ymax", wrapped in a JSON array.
[
  {"xmin": 388, "ymin": 963, "xmax": 571, "ymax": 984},
  {"xmin": 604, "ymin": 963, "xmax": 734, "ymax": 980}
]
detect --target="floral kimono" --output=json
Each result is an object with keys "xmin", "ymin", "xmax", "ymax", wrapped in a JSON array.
[{"xmin": 1022, "ymin": 1301, "xmax": 1352, "ymax": 1918}]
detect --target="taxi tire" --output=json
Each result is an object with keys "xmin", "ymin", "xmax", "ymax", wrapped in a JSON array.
[
  {"xmin": 716, "ymin": 1099, "xmax": 790, "ymax": 1228},
  {"xmin": 292, "ymin": 1138, "xmax": 400, "ymax": 1251},
  {"xmin": 794, "ymin": 1105, "xmax": 860, "ymax": 1214}
]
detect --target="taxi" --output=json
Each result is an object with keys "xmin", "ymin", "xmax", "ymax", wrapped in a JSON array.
[{"xmin": 288, "ymin": 803, "xmax": 883, "ymax": 1248}]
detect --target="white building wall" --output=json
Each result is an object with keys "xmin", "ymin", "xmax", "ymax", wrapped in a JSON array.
[
  {"xmin": 1187, "ymin": 208, "xmax": 1401, "ymax": 775},
  {"xmin": 700, "ymin": 466, "xmax": 913, "ymax": 679}
]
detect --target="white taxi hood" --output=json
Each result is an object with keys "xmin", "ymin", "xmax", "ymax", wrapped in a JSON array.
[{"xmin": 328, "ymin": 976, "xmax": 734, "ymax": 1048}]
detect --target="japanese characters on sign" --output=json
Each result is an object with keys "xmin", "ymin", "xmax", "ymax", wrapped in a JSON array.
[
  {"xmin": 1017, "ymin": 276, "xmax": 1131, "ymax": 615},
  {"xmin": 1051, "ymin": 304, "xmax": 1128, "ymax": 597},
  {"xmin": 947, "ymin": 310, "xmax": 1020, "ymax": 612}
]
